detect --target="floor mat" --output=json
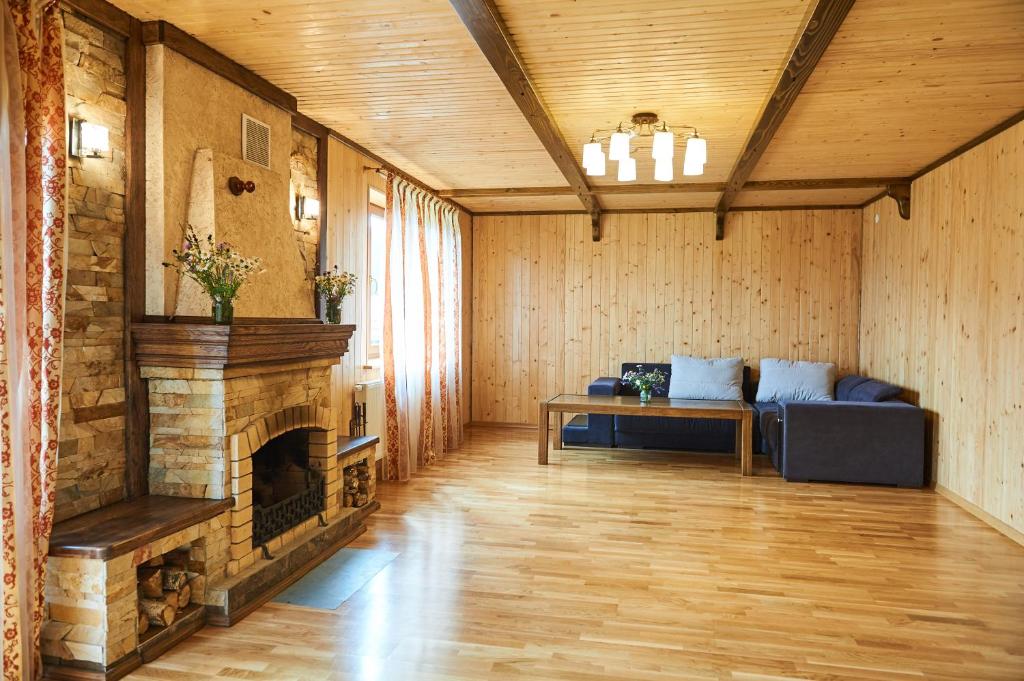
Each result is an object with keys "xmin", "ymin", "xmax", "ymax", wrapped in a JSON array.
[{"xmin": 272, "ymin": 548, "xmax": 398, "ymax": 610}]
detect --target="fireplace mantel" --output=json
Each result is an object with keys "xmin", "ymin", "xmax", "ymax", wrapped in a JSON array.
[{"xmin": 132, "ymin": 319, "xmax": 356, "ymax": 369}]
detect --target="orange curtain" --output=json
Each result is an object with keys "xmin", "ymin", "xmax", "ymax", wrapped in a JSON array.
[
  {"xmin": 382, "ymin": 175, "xmax": 463, "ymax": 481},
  {"xmin": 1, "ymin": 0, "xmax": 67, "ymax": 678}
]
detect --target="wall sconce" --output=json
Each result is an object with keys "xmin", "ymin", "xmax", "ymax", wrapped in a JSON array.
[
  {"xmin": 295, "ymin": 195, "xmax": 320, "ymax": 220},
  {"xmin": 69, "ymin": 117, "xmax": 110, "ymax": 158}
]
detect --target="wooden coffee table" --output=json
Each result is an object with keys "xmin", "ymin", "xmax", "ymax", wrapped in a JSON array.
[{"xmin": 539, "ymin": 394, "xmax": 755, "ymax": 475}]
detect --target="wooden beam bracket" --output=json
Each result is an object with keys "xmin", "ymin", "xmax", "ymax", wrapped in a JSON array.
[
  {"xmin": 715, "ymin": 211, "xmax": 726, "ymax": 241},
  {"xmin": 591, "ymin": 213, "xmax": 601, "ymax": 242},
  {"xmin": 885, "ymin": 182, "xmax": 912, "ymax": 220}
]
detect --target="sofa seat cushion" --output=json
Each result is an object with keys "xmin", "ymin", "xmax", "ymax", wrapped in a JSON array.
[
  {"xmin": 614, "ymin": 414, "xmax": 733, "ymax": 436},
  {"xmin": 561, "ymin": 414, "xmax": 593, "ymax": 445}
]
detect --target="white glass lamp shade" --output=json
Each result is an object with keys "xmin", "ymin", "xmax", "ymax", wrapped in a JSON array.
[
  {"xmin": 586, "ymin": 149, "xmax": 606, "ymax": 176},
  {"xmin": 617, "ymin": 155, "xmax": 637, "ymax": 182},
  {"xmin": 608, "ymin": 131, "xmax": 630, "ymax": 161},
  {"xmin": 682, "ymin": 158, "xmax": 704, "ymax": 176},
  {"xmin": 582, "ymin": 141, "xmax": 602, "ymax": 169},
  {"xmin": 654, "ymin": 155, "xmax": 674, "ymax": 182},
  {"xmin": 684, "ymin": 135, "xmax": 707, "ymax": 166},
  {"xmin": 652, "ymin": 130, "xmax": 674, "ymax": 159},
  {"xmin": 80, "ymin": 121, "xmax": 110, "ymax": 156}
]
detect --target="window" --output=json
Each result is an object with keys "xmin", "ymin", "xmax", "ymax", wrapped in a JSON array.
[{"xmin": 366, "ymin": 190, "xmax": 386, "ymax": 361}]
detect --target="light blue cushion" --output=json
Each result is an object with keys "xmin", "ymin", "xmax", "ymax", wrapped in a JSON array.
[
  {"xmin": 755, "ymin": 358, "xmax": 835, "ymax": 402},
  {"xmin": 667, "ymin": 355, "xmax": 744, "ymax": 400}
]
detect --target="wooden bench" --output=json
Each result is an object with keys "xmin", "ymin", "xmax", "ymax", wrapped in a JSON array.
[
  {"xmin": 49, "ymin": 495, "xmax": 233, "ymax": 560},
  {"xmin": 336, "ymin": 434, "xmax": 379, "ymax": 459}
]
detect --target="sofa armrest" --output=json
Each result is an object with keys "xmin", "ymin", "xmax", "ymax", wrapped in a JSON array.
[
  {"xmin": 588, "ymin": 377, "xmax": 622, "ymax": 396},
  {"xmin": 780, "ymin": 400, "xmax": 924, "ymax": 487}
]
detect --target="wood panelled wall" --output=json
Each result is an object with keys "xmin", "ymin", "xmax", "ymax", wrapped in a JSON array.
[
  {"xmin": 325, "ymin": 139, "xmax": 473, "ymax": 434},
  {"xmin": 860, "ymin": 121, "xmax": 1024, "ymax": 536},
  {"xmin": 471, "ymin": 210, "xmax": 862, "ymax": 425}
]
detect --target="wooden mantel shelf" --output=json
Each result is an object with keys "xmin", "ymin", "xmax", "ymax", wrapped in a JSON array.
[{"xmin": 132, "ymin": 318, "xmax": 356, "ymax": 369}]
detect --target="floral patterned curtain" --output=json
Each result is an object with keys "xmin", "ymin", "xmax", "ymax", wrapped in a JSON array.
[
  {"xmin": 382, "ymin": 174, "xmax": 463, "ymax": 481},
  {"xmin": 1, "ymin": 0, "xmax": 67, "ymax": 678}
]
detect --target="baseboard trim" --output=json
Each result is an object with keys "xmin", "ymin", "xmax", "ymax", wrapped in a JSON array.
[{"xmin": 935, "ymin": 484, "xmax": 1024, "ymax": 548}]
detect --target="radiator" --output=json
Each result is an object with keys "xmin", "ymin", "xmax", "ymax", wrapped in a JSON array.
[{"xmin": 353, "ymin": 379, "xmax": 384, "ymax": 460}]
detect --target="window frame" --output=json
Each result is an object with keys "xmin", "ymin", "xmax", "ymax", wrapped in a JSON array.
[{"xmin": 365, "ymin": 199, "xmax": 386, "ymax": 363}]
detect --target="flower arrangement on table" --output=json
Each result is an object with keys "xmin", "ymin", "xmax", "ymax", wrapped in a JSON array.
[
  {"xmin": 621, "ymin": 366, "xmax": 666, "ymax": 403},
  {"xmin": 163, "ymin": 226, "xmax": 263, "ymax": 324},
  {"xmin": 314, "ymin": 266, "xmax": 357, "ymax": 324}
]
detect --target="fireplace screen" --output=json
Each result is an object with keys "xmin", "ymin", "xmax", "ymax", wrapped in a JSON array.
[{"xmin": 251, "ymin": 428, "xmax": 326, "ymax": 549}]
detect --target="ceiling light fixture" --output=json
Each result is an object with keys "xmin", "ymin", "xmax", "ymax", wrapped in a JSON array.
[{"xmin": 583, "ymin": 112, "xmax": 706, "ymax": 181}]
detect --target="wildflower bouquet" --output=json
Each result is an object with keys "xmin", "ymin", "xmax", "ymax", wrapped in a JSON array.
[
  {"xmin": 163, "ymin": 226, "xmax": 262, "ymax": 323},
  {"xmin": 314, "ymin": 266, "xmax": 357, "ymax": 324},
  {"xmin": 621, "ymin": 365, "xmax": 666, "ymax": 402}
]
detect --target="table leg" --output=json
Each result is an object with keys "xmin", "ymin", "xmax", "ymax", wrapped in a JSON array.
[
  {"xmin": 741, "ymin": 410, "xmax": 753, "ymax": 476},
  {"xmin": 734, "ymin": 420, "xmax": 742, "ymax": 460},
  {"xmin": 538, "ymin": 402, "xmax": 549, "ymax": 465},
  {"xmin": 553, "ymin": 411, "xmax": 564, "ymax": 450}
]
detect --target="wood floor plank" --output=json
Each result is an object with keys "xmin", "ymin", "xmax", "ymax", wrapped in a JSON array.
[{"xmin": 127, "ymin": 428, "xmax": 1024, "ymax": 681}]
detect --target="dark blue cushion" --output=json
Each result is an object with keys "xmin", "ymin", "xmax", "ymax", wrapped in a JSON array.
[
  {"xmin": 836, "ymin": 375, "xmax": 871, "ymax": 401},
  {"xmin": 588, "ymin": 377, "xmax": 621, "ymax": 396},
  {"xmin": 848, "ymin": 379, "xmax": 902, "ymax": 403}
]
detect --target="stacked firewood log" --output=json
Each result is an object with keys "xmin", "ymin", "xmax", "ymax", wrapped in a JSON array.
[
  {"xmin": 136, "ymin": 548, "xmax": 198, "ymax": 636},
  {"xmin": 343, "ymin": 459, "xmax": 371, "ymax": 507}
]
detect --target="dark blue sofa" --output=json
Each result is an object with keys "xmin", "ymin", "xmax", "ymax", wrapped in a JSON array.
[
  {"xmin": 562, "ymin": 362, "xmax": 762, "ymax": 453},
  {"xmin": 760, "ymin": 375, "xmax": 925, "ymax": 487},
  {"xmin": 562, "ymin": 365, "xmax": 925, "ymax": 488}
]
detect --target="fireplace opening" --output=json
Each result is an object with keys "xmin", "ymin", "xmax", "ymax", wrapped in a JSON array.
[{"xmin": 251, "ymin": 428, "xmax": 326, "ymax": 549}]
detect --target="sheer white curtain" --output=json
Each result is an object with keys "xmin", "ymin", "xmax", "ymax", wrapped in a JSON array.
[{"xmin": 381, "ymin": 174, "xmax": 463, "ymax": 481}]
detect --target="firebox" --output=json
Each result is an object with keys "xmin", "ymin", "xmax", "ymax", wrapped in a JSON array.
[{"xmin": 250, "ymin": 428, "xmax": 326, "ymax": 550}]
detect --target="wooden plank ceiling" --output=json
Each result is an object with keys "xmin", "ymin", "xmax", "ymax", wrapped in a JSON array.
[
  {"xmin": 752, "ymin": 0, "xmax": 1024, "ymax": 181},
  {"xmin": 491, "ymin": 0, "xmax": 813, "ymax": 188},
  {"xmin": 112, "ymin": 0, "xmax": 568, "ymax": 190},
  {"xmin": 112, "ymin": 0, "xmax": 1024, "ymax": 212}
]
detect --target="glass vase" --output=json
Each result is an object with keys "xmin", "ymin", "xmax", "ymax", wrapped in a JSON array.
[
  {"xmin": 640, "ymin": 389, "xmax": 651, "ymax": 403},
  {"xmin": 325, "ymin": 296, "xmax": 342, "ymax": 325},
  {"xmin": 211, "ymin": 299, "xmax": 234, "ymax": 325}
]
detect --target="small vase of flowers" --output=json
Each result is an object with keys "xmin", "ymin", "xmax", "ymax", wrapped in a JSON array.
[
  {"xmin": 163, "ymin": 226, "xmax": 263, "ymax": 325},
  {"xmin": 622, "ymin": 366, "xmax": 666, "ymax": 403},
  {"xmin": 314, "ymin": 266, "xmax": 357, "ymax": 324}
]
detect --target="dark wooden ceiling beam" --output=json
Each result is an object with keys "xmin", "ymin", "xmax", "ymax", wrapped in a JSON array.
[
  {"xmin": 448, "ymin": 0, "xmax": 602, "ymax": 239},
  {"xmin": 715, "ymin": 0, "xmax": 856, "ymax": 239},
  {"xmin": 142, "ymin": 20, "xmax": 298, "ymax": 113},
  {"xmin": 441, "ymin": 176, "xmax": 900, "ymax": 198},
  {"xmin": 61, "ymin": 0, "xmax": 132, "ymax": 36}
]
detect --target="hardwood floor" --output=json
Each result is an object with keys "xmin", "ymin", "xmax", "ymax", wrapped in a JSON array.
[{"xmin": 126, "ymin": 426, "xmax": 1024, "ymax": 681}]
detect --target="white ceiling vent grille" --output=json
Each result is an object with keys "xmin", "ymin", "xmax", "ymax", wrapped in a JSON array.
[{"xmin": 241, "ymin": 114, "xmax": 271, "ymax": 169}]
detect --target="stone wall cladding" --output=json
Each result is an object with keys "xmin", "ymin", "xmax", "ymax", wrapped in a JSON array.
[
  {"xmin": 57, "ymin": 12, "xmax": 129, "ymax": 521},
  {"xmin": 142, "ymin": 361, "xmax": 333, "ymax": 499},
  {"xmin": 290, "ymin": 127, "xmax": 320, "ymax": 286}
]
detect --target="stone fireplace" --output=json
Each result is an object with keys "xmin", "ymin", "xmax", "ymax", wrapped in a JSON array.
[{"xmin": 42, "ymin": 320, "xmax": 378, "ymax": 680}]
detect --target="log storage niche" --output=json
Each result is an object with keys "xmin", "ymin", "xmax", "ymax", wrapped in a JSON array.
[{"xmin": 136, "ymin": 545, "xmax": 204, "ymax": 652}]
